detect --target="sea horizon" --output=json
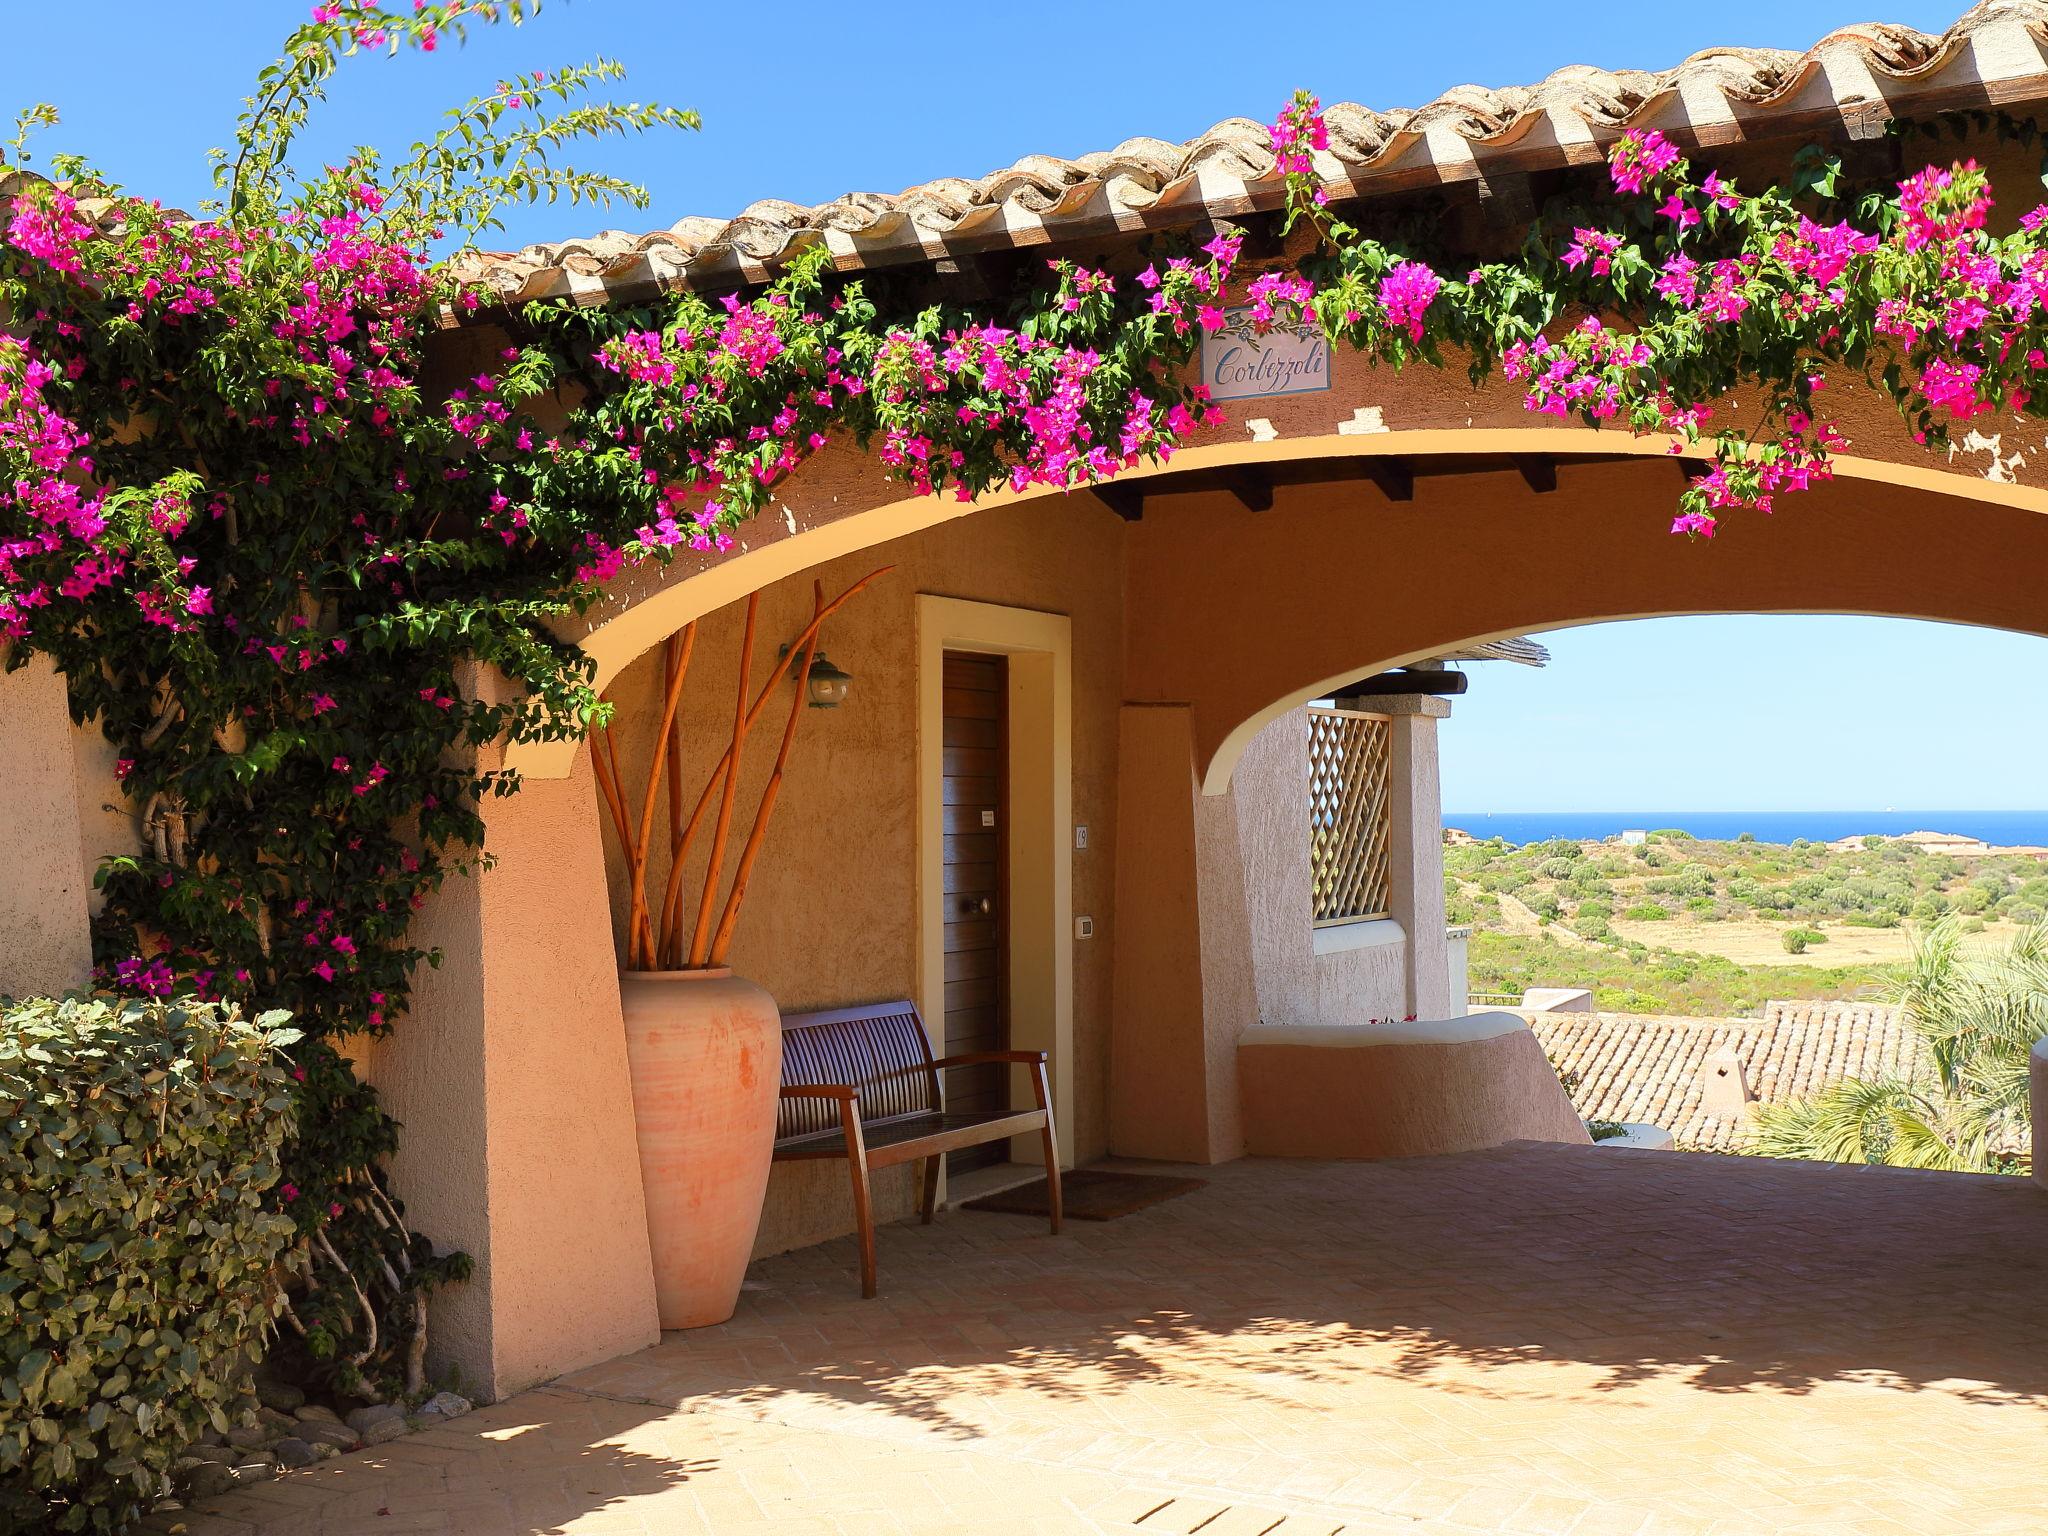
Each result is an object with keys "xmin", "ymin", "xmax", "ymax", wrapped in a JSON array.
[{"xmin": 1442, "ymin": 809, "xmax": 2048, "ymax": 848}]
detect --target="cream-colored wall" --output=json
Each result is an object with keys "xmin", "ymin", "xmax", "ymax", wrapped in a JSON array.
[
  {"xmin": 1382, "ymin": 701, "xmax": 1451, "ymax": 1020},
  {"xmin": 1229, "ymin": 708, "xmax": 1407, "ymax": 1029},
  {"xmin": 596, "ymin": 495, "xmax": 1125, "ymax": 1257},
  {"xmin": 0, "ymin": 656, "xmax": 92, "ymax": 997}
]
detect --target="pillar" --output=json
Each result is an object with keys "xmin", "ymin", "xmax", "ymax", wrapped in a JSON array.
[
  {"xmin": 364, "ymin": 738, "xmax": 658, "ymax": 1400},
  {"xmin": 1109, "ymin": 703, "xmax": 1250, "ymax": 1163},
  {"xmin": 1345, "ymin": 693, "xmax": 1451, "ymax": 1020},
  {"xmin": 0, "ymin": 655, "xmax": 93, "ymax": 996}
]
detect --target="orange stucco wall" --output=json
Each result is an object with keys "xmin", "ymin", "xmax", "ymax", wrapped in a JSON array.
[
  {"xmin": 0, "ymin": 656, "xmax": 92, "ymax": 997},
  {"xmin": 1107, "ymin": 702, "xmax": 1246, "ymax": 1164},
  {"xmin": 355, "ymin": 742, "xmax": 660, "ymax": 1400}
]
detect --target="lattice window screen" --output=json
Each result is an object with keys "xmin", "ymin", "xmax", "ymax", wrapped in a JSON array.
[{"xmin": 1307, "ymin": 706, "xmax": 1393, "ymax": 925}]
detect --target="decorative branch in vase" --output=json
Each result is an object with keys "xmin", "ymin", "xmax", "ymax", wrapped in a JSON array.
[
  {"xmin": 588, "ymin": 565, "xmax": 886, "ymax": 1331},
  {"xmin": 591, "ymin": 566, "xmax": 886, "ymax": 970}
]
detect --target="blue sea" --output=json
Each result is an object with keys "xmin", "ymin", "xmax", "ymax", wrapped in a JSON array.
[{"xmin": 1442, "ymin": 810, "xmax": 2048, "ymax": 848}]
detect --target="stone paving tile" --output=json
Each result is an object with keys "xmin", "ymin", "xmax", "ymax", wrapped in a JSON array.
[{"xmin": 172, "ymin": 1146, "xmax": 2048, "ymax": 1535}]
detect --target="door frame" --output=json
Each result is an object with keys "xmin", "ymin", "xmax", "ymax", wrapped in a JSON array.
[{"xmin": 916, "ymin": 595, "xmax": 1075, "ymax": 1170}]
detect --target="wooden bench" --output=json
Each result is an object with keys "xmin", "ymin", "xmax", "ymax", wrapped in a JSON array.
[{"xmin": 774, "ymin": 1000, "xmax": 1061, "ymax": 1298}]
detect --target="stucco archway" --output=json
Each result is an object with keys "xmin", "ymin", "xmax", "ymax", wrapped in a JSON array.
[{"xmin": 514, "ymin": 427, "xmax": 2048, "ymax": 792}]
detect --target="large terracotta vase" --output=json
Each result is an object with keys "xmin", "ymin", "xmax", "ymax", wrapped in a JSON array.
[{"xmin": 619, "ymin": 968, "xmax": 782, "ymax": 1329}]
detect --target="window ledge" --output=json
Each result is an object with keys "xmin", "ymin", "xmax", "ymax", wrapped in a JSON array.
[{"xmin": 1313, "ymin": 918, "xmax": 1406, "ymax": 956}]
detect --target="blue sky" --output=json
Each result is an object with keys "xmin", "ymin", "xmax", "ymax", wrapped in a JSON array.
[{"xmin": 7, "ymin": 1, "xmax": 2041, "ymax": 811}]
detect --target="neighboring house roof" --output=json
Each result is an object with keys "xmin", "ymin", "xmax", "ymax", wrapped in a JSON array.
[
  {"xmin": 1528, "ymin": 1001, "xmax": 1926, "ymax": 1152},
  {"xmin": 453, "ymin": 2, "xmax": 2048, "ymax": 305},
  {"xmin": 1827, "ymin": 829, "xmax": 1992, "ymax": 852}
]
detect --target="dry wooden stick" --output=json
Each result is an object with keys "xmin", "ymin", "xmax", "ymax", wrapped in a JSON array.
[
  {"xmin": 657, "ymin": 753, "xmax": 726, "ymax": 968},
  {"xmin": 654, "ymin": 566, "xmax": 891, "ymax": 965},
  {"xmin": 688, "ymin": 594, "xmax": 759, "ymax": 967},
  {"xmin": 709, "ymin": 582, "xmax": 824, "ymax": 966},
  {"xmin": 664, "ymin": 636, "xmax": 685, "ymax": 941},
  {"xmin": 621, "ymin": 626, "xmax": 694, "ymax": 966},
  {"xmin": 589, "ymin": 712, "xmax": 633, "ymax": 854}
]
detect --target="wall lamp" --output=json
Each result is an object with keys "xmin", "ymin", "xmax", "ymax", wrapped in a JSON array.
[{"xmin": 779, "ymin": 644, "xmax": 854, "ymax": 708}]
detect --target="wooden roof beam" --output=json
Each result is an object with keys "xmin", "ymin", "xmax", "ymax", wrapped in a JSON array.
[
  {"xmin": 1091, "ymin": 482, "xmax": 1145, "ymax": 521},
  {"xmin": 1512, "ymin": 455, "xmax": 1558, "ymax": 494},
  {"xmin": 1218, "ymin": 466, "xmax": 1275, "ymax": 513},
  {"xmin": 1361, "ymin": 457, "xmax": 1414, "ymax": 503}
]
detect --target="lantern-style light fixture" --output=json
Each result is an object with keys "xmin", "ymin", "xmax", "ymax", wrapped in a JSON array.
[{"xmin": 781, "ymin": 644, "xmax": 854, "ymax": 708}]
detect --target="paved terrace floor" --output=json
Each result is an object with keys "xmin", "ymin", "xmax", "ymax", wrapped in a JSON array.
[{"xmin": 169, "ymin": 1145, "xmax": 2048, "ymax": 1536}]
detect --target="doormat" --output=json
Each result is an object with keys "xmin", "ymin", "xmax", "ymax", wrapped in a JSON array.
[{"xmin": 964, "ymin": 1170, "xmax": 1207, "ymax": 1222}]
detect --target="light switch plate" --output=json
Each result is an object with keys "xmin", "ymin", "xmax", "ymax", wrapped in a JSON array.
[
  {"xmin": 1074, "ymin": 825, "xmax": 1089, "ymax": 850},
  {"xmin": 1075, "ymin": 916, "xmax": 1095, "ymax": 939},
  {"xmin": 980, "ymin": 809, "xmax": 995, "ymax": 827}
]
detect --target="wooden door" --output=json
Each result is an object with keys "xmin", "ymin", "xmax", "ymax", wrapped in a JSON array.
[{"xmin": 941, "ymin": 651, "xmax": 1010, "ymax": 1173}]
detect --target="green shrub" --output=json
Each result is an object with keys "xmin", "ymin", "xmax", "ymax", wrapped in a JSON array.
[
  {"xmin": 0, "ymin": 996, "xmax": 300, "ymax": 1533},
  {"xmin": 1622, "ymin": 902, "xmax": 1671, "ymax": 922},
  {"xmin": 1782, "ymin": 926, "xmax": 1828, "ymax": 954}
]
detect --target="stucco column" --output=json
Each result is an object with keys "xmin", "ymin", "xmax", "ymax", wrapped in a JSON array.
[
  {"xmin": 364, "ymin": 737, "xmax": 658, "ymax": 1399},
  {"xmin": 0, "ymin": 655, "xmax": 93, "ymax": 997},
  {"xmin": 1109, "ymin": 704, "xmax": 1251, "ymax": 1163},
  {"xmin": 1345, "ymin": 694, "xmax": 1451, "ymax": 1020}
]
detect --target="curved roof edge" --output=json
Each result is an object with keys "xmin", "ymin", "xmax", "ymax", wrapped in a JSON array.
[{"xmin": 452, "ymin": 2, "xmax": 2048, "ymax": 306}]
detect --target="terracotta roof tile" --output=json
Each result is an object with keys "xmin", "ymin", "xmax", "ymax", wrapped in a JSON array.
[
  {"xmin": 1528, "ymin": 1001, "xmax": 1926, "ymax": 1152},
  {"xmin": 453, "ymin": 2, "xmax": 2048, "ymax": 305}
]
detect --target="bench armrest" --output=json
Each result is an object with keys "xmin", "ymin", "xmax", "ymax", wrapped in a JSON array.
[
  {"xmin": 781, "ymin": 1084, "xmax": 861, "ymax": 1102},
  {"xmin": 931, "ymin": 1050, "xmax": 1047, "ymax": 1069}
]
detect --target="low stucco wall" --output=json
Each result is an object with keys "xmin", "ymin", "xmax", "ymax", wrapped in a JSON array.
[{"xmin": 1238, "ymin": 1012, "xmax": 1591, "ymax": 1159}]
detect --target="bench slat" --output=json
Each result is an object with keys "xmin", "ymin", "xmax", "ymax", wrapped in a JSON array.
[{"xmin": 773, "ymin": 1108, "xmax": 1046, "ymax": 1168}]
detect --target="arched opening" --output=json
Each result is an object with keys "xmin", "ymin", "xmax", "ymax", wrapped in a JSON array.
[{"xmin": 1409, "ymin": 610, "xmax": 2048, "ymax": 1171}]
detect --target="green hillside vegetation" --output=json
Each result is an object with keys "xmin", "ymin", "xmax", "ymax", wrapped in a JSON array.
[
  {"xmin": 1449, "ymin": 831, "xmax": 2048, "ymax": 1015},
  {"xmin": 1464, "ymin": 930, "xmax": 1887, "ymax": 1016}
]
